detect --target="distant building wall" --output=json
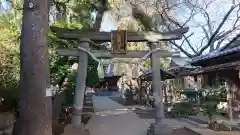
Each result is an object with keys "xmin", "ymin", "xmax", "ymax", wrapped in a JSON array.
[
  {"xmin": 165, "ymin": 74, "xmax": 214, "ymax": 102},
  {"xmin": 182, "ymin": 75, "xmax": 203, "ymax": 89}
]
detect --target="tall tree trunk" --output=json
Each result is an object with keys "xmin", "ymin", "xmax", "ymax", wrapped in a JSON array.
[
  {"xmin": 95, "ymin": 10, "xmax": 104, "ymax": 31},
  {"xmin": 94, "ymin": 0, "xmax": 108, "ymax": 31},
  {"xmin": 13, "ymin": 0, "xmax": 52, "ymax": 135}
]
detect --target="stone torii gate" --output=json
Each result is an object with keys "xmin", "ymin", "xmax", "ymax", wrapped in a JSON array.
[{"xmin": 51, "ymin": 27, "xmax": 189, "ymax": 134}]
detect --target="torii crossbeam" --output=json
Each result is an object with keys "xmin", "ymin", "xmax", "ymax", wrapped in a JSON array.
[{"xmin": 51, "ymin": 27, "xmax": 189, "ymax": 42}]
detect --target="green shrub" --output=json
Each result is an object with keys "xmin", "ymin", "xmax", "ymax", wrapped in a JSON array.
[
  {"xmin": 171, "ymin": 102, "xmax": 198, "ymax": 116},
  {"xmin": 199, "ymin": 86, "xmax": 227, "ymax": 127},
  {"xmin": 0, "ymin": 87, "xmax": 19, "ymax": 112}
]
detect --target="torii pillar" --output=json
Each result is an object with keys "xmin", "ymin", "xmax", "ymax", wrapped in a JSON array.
[
  {"xmin": 71, "ymin": 38, "xmax": 89, "ymax": 125},
  {"xmin": 150, "ymin": 43, "xmax": 164, "ymax": 123},
  {"xmin": 148, "ymin": 43, "xmax": 173, "ymax": 135}
]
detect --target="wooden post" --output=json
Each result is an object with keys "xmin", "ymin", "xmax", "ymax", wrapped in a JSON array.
[
  {"xmin": 150, "ymin": 43, "xmax": 164, "ymax": 123},
  {"xmin": 226, "ymin": 82, "xmax": 233, "ymax": 121},
  {"xmin": 71, "ymin": 39, "xmax": 89, "ymax": 125}
]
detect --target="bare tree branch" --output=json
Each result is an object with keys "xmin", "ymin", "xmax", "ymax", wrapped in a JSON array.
[
  {"xmin": 128, "ymin": 0, "xmax": 240, "ymax": 58},
  {"xmin": 181, "ymin": 4, "xmax": 198, "ymax": 27},
  {"xmin": 216, "ymin": 38, "xmax": 225, "ymax": 49},
  {"xmin": 169, "ymin": 40, "xmax": 194, "ymax": 58},
  {"xmin": 220, "ymin": 33, "xmax": 240, "ymax": 51},
  {"xmin": 160, "ymin": 9, "xmax": 200, "ymax": 55},
  {"xmin": 214, "ymin": 26, "xmax": 240, "ymax": 41},
  {"xmin": 151, "ymin": 4, "xmax": 198, "ymax": 57},
  {"xmin": 198, "ymin": 4, "xmax": 240, "ymax": 55},
  {"xmin": 165, "ymin": 2, "xmax": 184, "ymax": 10},
  {"xmin": 94, "ymin": 0, "xmax": 109, "ymax": 31},
  {"xmin": 201, "ymin": 25, "xmax": 210, "ymax": 41},
  {"xmin": 188, "ymin": 0, "xmax": 215, "ymax": 52},
  {"xmin": 204, "ymin": 0, "xmax": 215, "ymax": 9},
  {"xmin": 199, "ymin": 37, "xmax": 207, "ymax": 50},
  {"xmin": 180, "ymin": 33, "xmax": 194, "ymax": 46},
  {"xmin": 233, "ymin": 7, "xmax": 240, "ymax": 26},
  {"xmin": 203, "ymin": 9, "xmax": 214, "ymax": 37},
  {"xmin": 183, "ymin": 34, "xmax": 199, "ymax": 54},
  {"xmin": 161, "ymin": 9, "xmax": 182, "ymax": 27}
]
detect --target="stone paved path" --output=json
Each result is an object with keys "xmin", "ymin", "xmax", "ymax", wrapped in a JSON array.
[
  {"xmin": 85, "ymin": 96, "xmax": 149, "ymax": 135},
  {"xmin": 85, "ymin": 96, "xmax": 239, "ymax": 135}
]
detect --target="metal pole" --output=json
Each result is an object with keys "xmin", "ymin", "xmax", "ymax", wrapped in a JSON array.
[
  {"xmin": 150, "ymin": 43, "xmax": 164, "ymax": 124},
  {"xmin": 72, "ymin": 38, "xmax": 89, "ymax": 125}
]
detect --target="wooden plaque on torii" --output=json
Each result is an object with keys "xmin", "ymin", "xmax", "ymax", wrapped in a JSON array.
[{"xmin": 111, "ymin": 30, "xmax": 127, "ymax": 54}]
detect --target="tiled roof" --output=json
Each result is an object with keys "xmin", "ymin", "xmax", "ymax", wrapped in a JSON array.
[
  {"xmin": 171, "ymin": 56, "xmax": 190, "ymax": 67},
  {"xmin": 191, "ymin": 37, "xmax": 240, "ymax": 64},
  {"xmin": 169, "ymin": 56, "xmax": 195, "ymax": 69},
  {"xmin": 191, "ymin": 45, "xmax": 240, "ymax": 63},
  {"xmin": 140, "ymin": 68, "xmax": 175, "ymax": 80}
]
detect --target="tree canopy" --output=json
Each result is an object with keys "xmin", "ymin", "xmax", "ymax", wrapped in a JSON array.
[{"xmin": 0, "ymin": 0, "xmax": 105, "ymax": 110}]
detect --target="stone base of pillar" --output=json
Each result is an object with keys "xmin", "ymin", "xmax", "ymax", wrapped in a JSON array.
[
  {"xmin": 147, "ymin": 123, "xmax": 174, "ymax": 135},
  {"xmin": 62, "ymin": 124, "xmax": 90, "ymax": 135}
]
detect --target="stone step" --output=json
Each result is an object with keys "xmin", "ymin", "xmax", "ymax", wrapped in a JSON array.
[
  {"xmin": 181, "ymin": 126, "xmax": 238, "ymax": 135},
  {"xmin": 173, "ymin": 127, "xmax": 202, "ymax": 135},
  {"xmin": 84, "ymin": 101, "xmax": 93, "ymax": 104},
  {"xmin": 82, "ymin": 112, "xmax": 94, "ymax": 115},
  {"xmin": 179, "ymin": 118, "xmax": 206, "ymax": 128},
  {"xmin": 82, "ymin": 108, "xmax": 94, "ymax": 113},
  {"xmin": 82, "ymin": 106, "xmax": 93, "ymax": 109},
  {"xmin": 83, "ymin": 101, "xmax": 93, "ymax": 106}
]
